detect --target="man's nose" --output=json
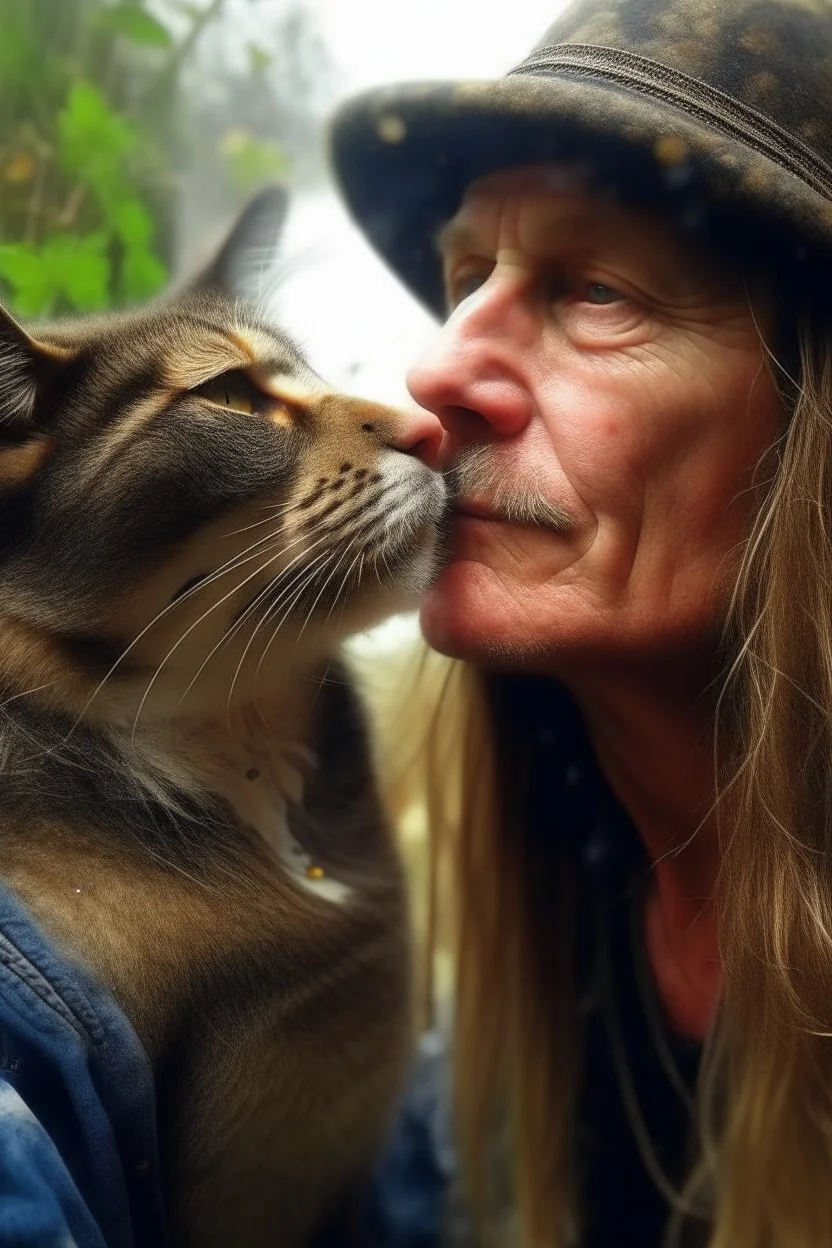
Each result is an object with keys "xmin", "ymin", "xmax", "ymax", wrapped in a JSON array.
[{"xmin": 407, "ymin": 281, "xmax": 536, "ymax": 447}]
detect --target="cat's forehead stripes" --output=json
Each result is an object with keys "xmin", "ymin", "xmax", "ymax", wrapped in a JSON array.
[
  {"xmin": 75, "ymin": 324, "xmax": 324, "ymax": 484},
  {"xmin": 161, "ymin": 331, "xmax": 253, "ymax": 391},
  {"xmin": 233, "ymin": 327, "xmax": 324, "ymax": 393},
  {"xmin": 80, "ymin": 393, "xmax": 180, "ymax": 486},
  {"xmin": 251, "ymin": 369, "xmax": 326, "ymax": 411},
  {"xmin": 156, "ymin": 323, "xmax": 315, "ymax": 392}
]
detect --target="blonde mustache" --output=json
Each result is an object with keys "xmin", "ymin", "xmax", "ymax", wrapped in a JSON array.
[{"xmin": 449, "ymin": 444, "xmax": 574, "ymax": 534}]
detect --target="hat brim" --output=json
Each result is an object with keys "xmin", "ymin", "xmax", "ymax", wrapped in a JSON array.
[{"xmin": 330, "ymin": 72, "xmax": 832, "ymax": 317}]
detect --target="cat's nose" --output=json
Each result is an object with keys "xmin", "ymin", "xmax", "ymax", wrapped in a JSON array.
[{"xmin": 382, "ymin": 406, "xmax": 445, "ymax": 470}]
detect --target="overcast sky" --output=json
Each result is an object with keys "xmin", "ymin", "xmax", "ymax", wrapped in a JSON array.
[
  {"xmin": 308, "ymin": 0, "xmax": 562, "ymax": 94},
  {"xmin": 269, "ymin": 0, "xmax": 568, "ymax": 406}
]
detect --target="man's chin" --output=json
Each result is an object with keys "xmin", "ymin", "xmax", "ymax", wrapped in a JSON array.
[{"xmin": 418, "ymin": 562, "xmax": 521, "ymax": 665}]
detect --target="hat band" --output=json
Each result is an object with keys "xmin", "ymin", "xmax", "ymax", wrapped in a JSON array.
[{"xmin": 509, "ymin": 43, "xmax": 832, "ymax": 201}]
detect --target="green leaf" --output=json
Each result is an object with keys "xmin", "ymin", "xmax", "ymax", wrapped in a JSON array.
[
  {"xmin": 57, "ymin": 83, "xmax": 142, "ymax": 218},
  {"xmin": 113, "ymin": 198, "xmax": 154, "ymax": 250},
  {"xmin": 98, "ymin": 5, "xmax": 174, "ymax": 48},
  {"xmin": 0, "ymin": 234, "xmax": 111, "ymax": 316},
  {"xmin": 59, "ymin": 253, "xmax": 110, "ymax": 313},
  {"xmin": 58, "ymin": 82, "xmax": 137, "ymax": 174},
  {"xmin": 61, "ymin": 83, "xmax": 114, "ymax": 137},
  {"xmin": 0, "ymin": 243, "xmax": 47, "ymax": 288},
  {"xmin": 0, "ymin": 244, "xmax": 55, "ymax": 318},
  {"xmin": 120, "ymin": 247, "xmax": 167, "ymax": 303},
  {"xmin": 36, "ymin": 234, "xmax": 110, "ymax": 313},
  {"xmin": 12, "ymin": 283, "xmax": 55, "ymax": 320}
]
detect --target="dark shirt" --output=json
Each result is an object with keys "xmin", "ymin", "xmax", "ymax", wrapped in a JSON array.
[{"xmin": 368, "ymin": 677, "xmax": 702, "ymax": 1247}]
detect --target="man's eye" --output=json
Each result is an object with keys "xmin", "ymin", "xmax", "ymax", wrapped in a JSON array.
[
  {"xmin": 449, "ymin": 269, "xmax": 490, "ymax": 305},
  {"xmin": 583, "ymin": 282, "xmax": 625, "ymax": 305}
]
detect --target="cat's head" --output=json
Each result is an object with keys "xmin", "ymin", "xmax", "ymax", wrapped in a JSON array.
[{"xmin": 0, "ymin": 189, "xmax": 446, "ymax": 724}]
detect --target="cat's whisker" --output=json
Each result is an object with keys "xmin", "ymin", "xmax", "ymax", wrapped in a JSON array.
[
  {"xmin": 217, "ymin": 498, "xmax": 301, "ymax": 541},
  {"xmin": 229, "ymin": 544, "xmax": 342, "ymax": 728},
  {"xmin": 218, "ymin": 520, "xmax": 341, "ymax": 649},
  {"xmin": 249, "ymin": 537, "xmax": 356, "ymax": 710},
  {"xmin": 128, "ymin": 542, "xmax": 308, "ymax": 740},
  {"xmin": 323, "ymin": 549, "xmax": 367, "ymax": 658},
  {"xmin": 250, "ymin": 550, "xmax": 345, "ymax": 726},
  {"xmin": 329, "ymin": 549, "xmax": 366, "ymax": 633},
  {"xmin": 137, "ymin": 501, "xmax": 343, "ymax": 734},
  {"xmin": 253, "ymin": 522, "xmax": 370, "ymax": 710},
  {"xmin": 165, "ymin": 525, "xmax": 290, "ymax": 605},
  {"xmin": 293, "ymin": 529, "xmax": 366, "ymax": 656},
  {"xmin": 61, "ymin": 514, "xmax": 336, "ymax": 747},
  {"xmin": 176, "ymin": 551, "xmax": 316, "ymax": 725},
  {"xmin": 58, "ymin": 555, "xmax": 277, "ymax": 750},
  {"xmin": 0, "ymin": 681, "xmax": 57, "ymax": 710},
  {"xmin": 296, "ymin": 543, "xmax": 367, "ymax": 671},
  {"xmin": 188, "ymin": 524, "xmax": 321, "ymax": 653},
  {"xmin": 174, "ymin": 522, "xmax": 345, "ymax": 719}
]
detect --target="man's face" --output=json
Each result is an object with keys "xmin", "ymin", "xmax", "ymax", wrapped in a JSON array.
[{"xmin": 409, "ymin": 167, "xmax": 783, "ymax": 673}]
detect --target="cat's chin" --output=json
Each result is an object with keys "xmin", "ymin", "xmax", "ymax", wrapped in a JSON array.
[{"xmin": 321, "ymin": 534, "xmax": 444, "ymax": 646}]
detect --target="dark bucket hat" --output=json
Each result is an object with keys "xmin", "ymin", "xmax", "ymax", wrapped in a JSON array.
[{"xmin": 330, "ymin": 0, "xmax": 832, "ymax": 317}]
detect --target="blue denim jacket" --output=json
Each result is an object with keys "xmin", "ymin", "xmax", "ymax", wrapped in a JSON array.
[
  {"xmin": 0, "ymin": 882, "xmax": 166, "ymax": 1248},
  {"xmin": 0, "ymin": 877, "xmax": 453, "ymax": 1248}
]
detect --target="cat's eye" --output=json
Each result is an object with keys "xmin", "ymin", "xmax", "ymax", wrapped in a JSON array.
[{"xmin": 193, "ymin": 370, "xmax": 266, "ymax": 415}]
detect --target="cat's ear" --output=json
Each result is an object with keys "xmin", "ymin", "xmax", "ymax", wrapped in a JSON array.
[
  {"xmin": 0, "ymin": 303, "xmax": 68, "ymax": 435},
  {"xmin": 189, "ymin": 186, "xmax": 289, "ymax": 296},
  {"xmin": 0, "ymin": 303, "xmax": 68, "ymax": 485}
]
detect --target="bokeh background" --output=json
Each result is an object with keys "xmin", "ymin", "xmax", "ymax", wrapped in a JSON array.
[{"xmin": 0, "ymin": 0, "xmax": 560, "ymax": 401}]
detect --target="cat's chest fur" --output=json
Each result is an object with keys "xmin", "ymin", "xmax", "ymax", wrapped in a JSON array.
[
  {"xmin": 0, "ymin": 674, "xmax": 411, "ymax": 1248},
  {"xmin": 133, "ymin": 706, "xmax": 353, "ymax": 905}
]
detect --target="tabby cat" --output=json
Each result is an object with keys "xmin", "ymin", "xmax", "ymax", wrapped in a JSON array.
[{"xmin": 0, "ymin": 189, "xmax": 445, "ymax": 1245}]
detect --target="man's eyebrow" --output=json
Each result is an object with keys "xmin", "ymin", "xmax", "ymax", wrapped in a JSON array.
[{"xmin": 527, "ymin": 212, "xmax": 594, "ymax": 250}]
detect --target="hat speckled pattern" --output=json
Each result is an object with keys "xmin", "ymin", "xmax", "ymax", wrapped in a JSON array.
[{"xmin": 330, "ymin": 0, "xmax": 832, "ymax": 316}]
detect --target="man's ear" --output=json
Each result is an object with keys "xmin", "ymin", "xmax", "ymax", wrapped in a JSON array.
[{"xmin": 189, "ymin": 185, "xmax": 290, "ymax": 296}]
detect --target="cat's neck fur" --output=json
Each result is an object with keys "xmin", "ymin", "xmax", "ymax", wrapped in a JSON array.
[{"xmin": 98, "ymin": 664, "xmax": 332, "ymax": 884}]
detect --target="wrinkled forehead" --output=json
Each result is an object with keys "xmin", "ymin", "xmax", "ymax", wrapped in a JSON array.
[
  {"xmin": 460, "ymin": 163, "xmax": 591, "ymax": 204},
  {"xmin": 441, "ymin": 162, "xmax": 689, "ymax": 253},
  {"xmin": 438, "ymin": 161, "xmax": 752, "ymax": 291}
]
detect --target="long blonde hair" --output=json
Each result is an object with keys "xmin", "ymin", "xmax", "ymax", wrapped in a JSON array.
[{"xmin": 367, "ymin": 294, "xmax": 832, "ymax": 1245}]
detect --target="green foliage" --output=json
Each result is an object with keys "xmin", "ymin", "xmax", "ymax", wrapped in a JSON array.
[
  {"xmin": 95, "ymin": 3, "xmax": 174, "ymax": 47},
  {"xmin": 0, "ymin": 0, "xmax": 293, "ymax": 321},
  {"xmin": 0, "ymin": 234, "xmax": 109, "ymax": 317}
]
